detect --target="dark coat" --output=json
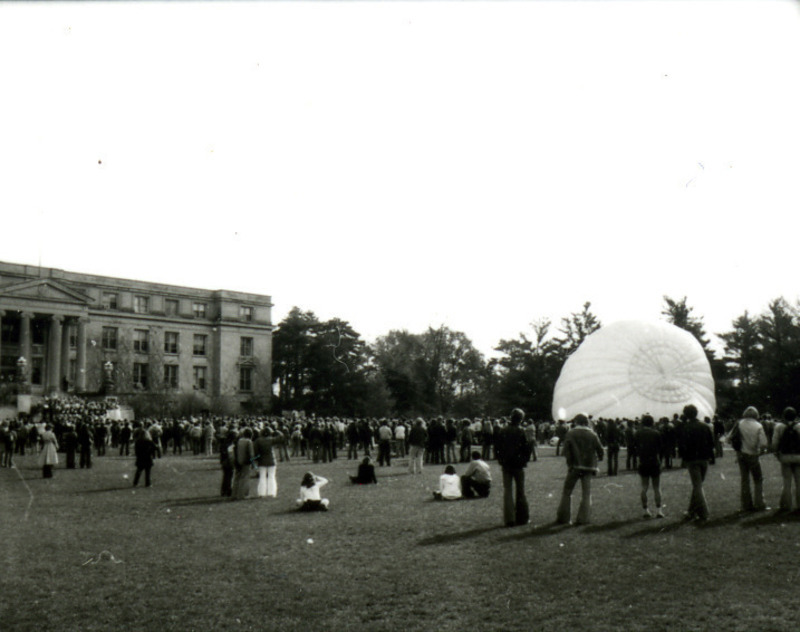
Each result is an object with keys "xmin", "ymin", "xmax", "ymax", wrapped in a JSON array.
[
  {"xmin": 495, "ymin": 424, "xmax": 530, "ymax": 470},
  {"xmin": 134, "ymin": 436, "xmax": 156, "ymax": 468}
]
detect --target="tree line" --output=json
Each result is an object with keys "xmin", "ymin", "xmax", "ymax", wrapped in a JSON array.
[{"xmin": 271, "ymin": 296, "xmax": 800, "ymax": 420}]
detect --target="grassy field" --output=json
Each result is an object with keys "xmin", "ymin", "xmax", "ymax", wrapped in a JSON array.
[{"xmin": 2, "ymin": 445, "xmax": 800, "ymax": 632}]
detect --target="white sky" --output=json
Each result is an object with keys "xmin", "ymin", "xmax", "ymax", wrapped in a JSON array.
[{"xmin": 2, "ymin": 1, "xmax": 799, "ymax": 358}]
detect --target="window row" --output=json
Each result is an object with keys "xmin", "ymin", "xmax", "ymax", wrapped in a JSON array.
[
  {"xmin": 100, "ymin": 330, "xmax": 255, "ymax": 358},
  {"xmin": 100, "ymin": 292, "xmax": 253, "ymax": 321},
  {"xmin": 129, "ymin": 363, "xmax": 254, "ymax": 392}
]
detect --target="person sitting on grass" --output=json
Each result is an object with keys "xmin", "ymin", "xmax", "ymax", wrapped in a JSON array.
[
  {"xmin": 350, "ymin": 456, "xmax": 378, "ymax": 485},
  {"xmin": 433, "ymin": 465, "xmax": 462, "ymax": 501},
  {"xmin": 461, "ymin": 451, "xmax": 492, "ymax": 498},
  {"xmin": 296, "ymin": 472, "xmax": 330, "ymax": 511}
]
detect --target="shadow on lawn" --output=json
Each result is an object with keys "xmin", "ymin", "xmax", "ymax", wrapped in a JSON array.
[
  {"xmin": 498, "ymin": 521, "xmax": 573, "ymax": 541},
  {"xmin": 160, "ymin": 496, "xmax": 233, "ymax": 506},
  {"xmin": 740, "ymin": 510, "xmax": 800, "ymax": 529},
  {"xmin": 417, "ymin": 525, "xmax": 504, "ymax": 546}
]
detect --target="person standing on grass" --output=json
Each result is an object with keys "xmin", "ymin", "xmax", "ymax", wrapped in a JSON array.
[
  {"xmin": 771, "ymin": 407, "xmax": 800, "ymax": 513},
  {"xmin": 461, "ymin": 451, "xmax": 492, "ymax": 499},
  {"xmin": 408, "ymin": 418, "xmax": 427, "ymax": 475},
  {"xmin": 495, "ymin": 408, "xmax": 531, "ymax": 527},
  {"xmin": 39, "ymin": 423, "xmax": 59, "ymax": 478},
  {"xmin": 253, "ymin": 427, "xmax": 277, "ymax": 498},
  {"xmin": 730, "ymin": 406, "xmax": 768, "ymax": 512},
  {"xmin": 605, "ymin": 419, "xmax": 620, "ymax": 476},
  {"xmin": 219, "ymin": 429, "xmax": 236, "ymax": 497},
  {"xmin": 377, "ymin": 419, "xmax": 393, "ymax": 467},
  {"xmin": 556, "ymin": 414, "xmax": 604, "ymax": 526},
  {"xmin": 133, "ymin": 430, "xmax": 156, "ymax": 487},
  {"xmin": 233, "ymin": 428, "xmax": 254, "ymax": 500},
  {"xmin": 677, "ymin": 404, "xmax": 715, "ymax": 523},
  {"xmin": 634, "ymin": 414, "xmax": 664, "ymax": 519}
]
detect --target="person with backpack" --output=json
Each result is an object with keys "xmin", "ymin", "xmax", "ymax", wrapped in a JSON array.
[
  {"xmin": 772, "ymin": 407, "xmax": 800, "ymax": 513},
  {"xmin": 730, "ymin": 406, "xmax": 768, "ymax": 512}
]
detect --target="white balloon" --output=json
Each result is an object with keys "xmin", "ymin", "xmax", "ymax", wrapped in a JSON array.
[{"xmin": 552, "ymin": 320, "xmax": 716, "ymax": 421}]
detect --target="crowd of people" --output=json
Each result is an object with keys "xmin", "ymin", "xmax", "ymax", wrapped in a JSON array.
[{"xmin": 3, "ymin": 396, "xmax": 800, "ymax": 525}]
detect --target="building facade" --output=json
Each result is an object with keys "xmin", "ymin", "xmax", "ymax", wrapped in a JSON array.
[{"xmin": 0, "ymin": 261, "xmax": 273, "ymax": 411}]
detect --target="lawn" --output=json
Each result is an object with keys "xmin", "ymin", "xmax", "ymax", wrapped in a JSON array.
[{"xmin": 2, "ymin": 446, "xmax": 799, "ymax": 632}]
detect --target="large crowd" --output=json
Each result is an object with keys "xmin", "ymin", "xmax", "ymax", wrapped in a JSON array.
[{"xmin": 2, "ymin": 396, "xmax": 800, "ymax": 525}]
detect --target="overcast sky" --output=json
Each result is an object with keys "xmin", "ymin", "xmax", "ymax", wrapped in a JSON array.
[{"xmin": 2, "ymin": 1, "xmax": 799, "ymax": 358}]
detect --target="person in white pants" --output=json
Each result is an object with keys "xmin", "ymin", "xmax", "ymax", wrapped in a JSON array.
[{"xmin": 253, "ymin": 427, "xmax": 278, "ymax": 498}]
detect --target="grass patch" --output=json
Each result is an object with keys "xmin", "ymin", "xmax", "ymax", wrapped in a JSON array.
[{"xmin": 2, "ymin": 447, "xmax": 799, "ymax": 631}]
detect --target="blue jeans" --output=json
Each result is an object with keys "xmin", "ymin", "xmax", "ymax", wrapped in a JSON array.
[{"xmin": 557, "ymin": 469, "xmax": 594, "ymax": 525}]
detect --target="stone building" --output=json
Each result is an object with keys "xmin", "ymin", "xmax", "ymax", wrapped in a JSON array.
[{"xmin": 0, "ymin": 260, "xmax": 273, "ymax": 412}]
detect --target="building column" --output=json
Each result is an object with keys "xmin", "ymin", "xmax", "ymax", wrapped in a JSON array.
[
  {"xmin": 48, "ymin": 315, "xmax": 63, "ymax": 394},
  {"xmin": 20, "ymin": 312, "xmax": 32, "ymax": 383},
  {"xmin": 0, "ymin": 310, "xmax": 4, "ymax": 375},
  {"xmin": 76, "ymin": 317, "xmax": 88, "ymax": 393},
  {"xmin": 61, "ymin": 317, "xmax": 72, "ymax": 391}
]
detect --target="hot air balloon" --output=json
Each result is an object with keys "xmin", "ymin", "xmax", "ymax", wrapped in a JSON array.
[{"xmin": 552, "ymin": 320, "xmax": 715, "ymax": 421}]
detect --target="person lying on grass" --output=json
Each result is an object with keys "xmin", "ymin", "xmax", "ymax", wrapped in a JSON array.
[
  {"xmin": 350, "ymin": 456, "xmax": 378, "ymax": 485},
  {"xmin": 296, "ymin": 472, "xmax": 330, "ymax": 511},
  {"xmin": 433, "ymin": 465, "xmax": 462, "ymax": 501},
  {"xmin": 461, "ymin": 451, "xmax": 492, "ymax": 498}
]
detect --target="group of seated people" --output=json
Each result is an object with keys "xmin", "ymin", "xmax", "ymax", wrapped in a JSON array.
[{"xmin": 347, "ymin": 450, "xmax": 493, "ymax": 502}]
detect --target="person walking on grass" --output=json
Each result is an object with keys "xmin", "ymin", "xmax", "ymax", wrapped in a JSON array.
[
  {"xmin": 634, "ymin": 414, "xmax": 664, "ymax": 519},
  {"xmin": 729, "ymin": 406, "xmax": 768, "ymax": 513},
  {"xmin": 495, "ymin": 408, "xmax": 531, "ymax": 527},
  {"xmin": 677, "ymin": 404, "xmax": 715, "ymax": 523},
  {"xmin": 556, "ymin": 414, "xmax": 604, "ymax": 526},
  {"xmin": 772, "ymin": 407, "xmax": 800, "ymax": 514}
]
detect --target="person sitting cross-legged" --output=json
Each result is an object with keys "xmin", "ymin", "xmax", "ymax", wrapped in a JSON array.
[{"xmin": 461, "ymin": 451, "xmax": 492, "ymax": 498}]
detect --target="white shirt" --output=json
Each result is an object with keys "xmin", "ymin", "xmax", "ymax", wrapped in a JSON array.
[
  {"xmin": 299, "ymin": 476, "xmax": 328, "ymax": 502},
  {"xmin": 438, "ymin": 473, "xmax": 462, "ymax": 500}
]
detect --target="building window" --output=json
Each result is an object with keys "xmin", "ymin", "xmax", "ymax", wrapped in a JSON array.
[
  {"xmin": 31, "ymin": 358, "xmax": 43, "ymax": 385},
  {"xmin": 133, "ymin": 363, "xmax": 149, "ymax": 390},
  {"xmin": 193, "ymin": 366, "xmax": 207, "ymax": 391},
  {"xmin": 239, "ymin": 305, "xmax": 253, "ymax": 322},
  {"xmin": 164, "ymin": 331, "xmax": 179, "ymax": 354},
  {"xmin": 134, "ymin": 296, "xmax": 149, "ymax": 314},
  {"xmin": 239, "ymin": 367, "xmax": 253, "ymax": 392},
  {"xmin": 132, "ymin": 329, "xmax": 149, "ymax": 353},
  {"xmin": 165, "ymin": 299, "xmax": 179, "ymax": 316},
  {"xmin": 69, "ymin": 325, "xmax": 77, "ymax": 349},
  {"xmin": 102, "ymin": 292, "xmax": 118, "ymax": 309},
  {"xmin": 101, "ymin": 327, "xmax": 118, "ymax": 351},
  {"xmin": 164, "ymin": 364, "xmax": 179, "ymax": 390},
  {"xmin": 69, "ymin": 359, "xmax": 77, "ymax": 386},
  {"xmin": 193, "ymin": 303, "xmax": 207, "ymax": 319},
  {"xmin": 1, "ymin": 319, "xmax": 19, "ymax": 344},
  {"xmin": 193, "ymin": 334, "xmax": 207, "ymax": 356},
  {"xmin": 240, "ymin": 337, "xmax": 253, "ymax": 357}
]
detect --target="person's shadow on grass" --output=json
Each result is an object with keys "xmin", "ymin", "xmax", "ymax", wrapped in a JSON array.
[{"xmin": 417, "ymin": 525, "xmax": 504, "ymax": 546}]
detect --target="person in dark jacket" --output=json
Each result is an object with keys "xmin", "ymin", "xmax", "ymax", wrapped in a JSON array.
[
  {"xmin": 63, "ymin": 424, "xmax": 78, "ymax": 469},
  {"xmin": 219, "ymin": 429, "xmax": 236, "ymax": 497},
  {"xmin": 133, "ymin": 430, "xmax": 156, "ymax": 487},
  {"xmin": 606, "ymin": 419, "xmax": 621, "ymax": 476},
  {"xmin": 677, "ymin": 404, "xmax": 715, "ymax": 522},
  {"xmin": 77, "ymin": 421, "xmax": 93, "ymax": 469},
  {"xmin": 495, "ymin": 408, "xmax": 531, "ymax": 527},
  {"xmin": 253, "ymin": 428, "xmax": 277, "ymax": 498},
  {"xmin": 350, "ymin": 456, "xmax": 378, "ymax": 484},
  {"xmin": 634, "ymin": 414, "xmax": 664, "ymax": 518}
]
